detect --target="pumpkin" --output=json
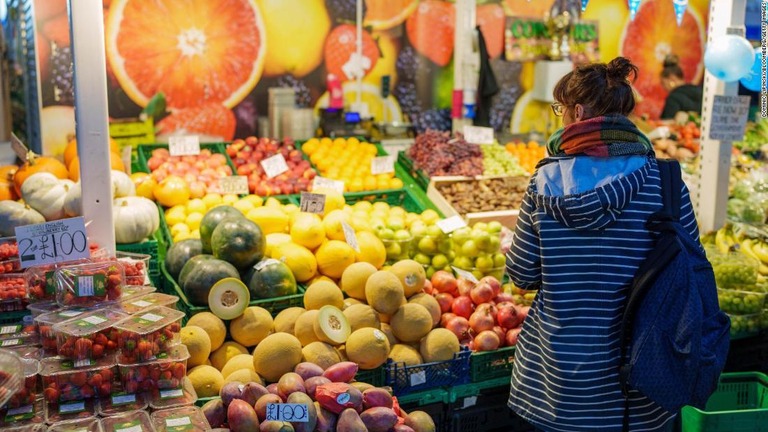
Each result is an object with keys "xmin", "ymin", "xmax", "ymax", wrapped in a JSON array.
[
  {"xmin": 0, "ymin": 165, "xmax": 19, "ymax": 201},
  {"xmin": 13, "ymin": 153, "xmax": 69, "ymax": 196},
  {"xmin": 111, "ymin": 170, "xmax": 136, "ymax": 198},
  {"xmin": 113, "ymin": 196, "xmax": 160, "ymax": 244},
  {"xmin": 131, "ymin": 172, "xmax": 157, "ymax": 200},
  {"xmin": 0, "ymin": 201, "xmax": 46, "ymax": 236},
  {"xmin": 64, "ymin": 137, "xmax": 120, "ymax": 168},
  {"xmin": 63, "ymin": 182, "xmax": 82, "ymax": 217},
  {"xmin": 20, "ymin": 172, "xmax": 73, "ymax": 221},
  {"xmin": 67, "ymin": 152, "xmax": 125, "ymax": 182}
]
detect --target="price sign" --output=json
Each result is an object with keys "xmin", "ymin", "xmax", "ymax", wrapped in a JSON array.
[
  {"xmin": 300, "ymin": 192, "xmax": 326, "ymax": 214},
  {"xmin": 463, "ymin": 125, "xmax": 495, "ymax": 144},
  {"xmin": 168, "ymin": 135, "xmax": 200, "ymax": 156},
  {"xmin": 266, "ymin": 403, "xmax": 310, "ymax": 422},
  {"xmin": 436, "ymin": 215, "xmax": 467, "ymax": 234},
  {"xmin": 218, "ymin": 176, "xmax": 249, "ymax": 195},
  {"xmin": 709, "ymin": 95, "xmax": 751, "ymax": 142},
  {"xmin": 261, "ymin": 154, "xmax": 289, "ymax": 178},
  {"xmin": 312, "ymin": 176, "xmax": 345, "ymax": 194},
  {"xmin": 342, "ymin": 221, "xmax": 360, "ymax": 252},
  {"xmin": 14, "ymin": 217, "xmax": 90, "ymax": 269},
  {"xmin": 452, "ymin": 266, "xmax": 479, "ymax": 283},
  {"xmin": 371, "ymin": 155, "xmax": 396, "ymax": 175}
]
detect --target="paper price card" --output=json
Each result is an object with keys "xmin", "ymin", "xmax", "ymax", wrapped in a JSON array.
[
  {"xmin": 15, "ymin": 217, "xmax": 90, "ymax": 269},
  {"xmin": 266, "ymin": 403, "xmax": 310, "ymax": 422},
  {"xmin": 261, "ymin": 153, "xmax": 289, "ymax": 178},
  {"xmin": 463, "ymin": 125, "xmax": 495, "ymax": 144},
  {"xmin": 168, "ymin": 135, "xmax": 200, "ymax": 156},
  {"xmin": 342, "ymin": 221, "xmax": 360, "ymax": 252},
  {"xmin": 409, "ymin": 370, "xmax": 427, "ymax": 386},
  {"xmin": 300, "ymin": 192, "xmax": 326, "ymax": 214},
  {"xmin": 452, "ymin": 266, "xmax": 479, "ymax": 283},
  {"xmin": 218, "ymin": 176, "xmax": 249, "ymax": 195},
  {"xmin": 312, "ymin": 176, "xmax": 345, "ymax": 194},
  {"xmin": 371, "ymin": 155, "xmax": 396, "ymax": 175},
  {"xmin": 436, "ymin": 215, "xmax": 467, "ymax": 234}
]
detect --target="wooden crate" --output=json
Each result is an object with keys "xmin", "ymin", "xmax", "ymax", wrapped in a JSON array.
[{"xmin": 426, "ymin": 176, "xmax": 524, "ymax": 229}]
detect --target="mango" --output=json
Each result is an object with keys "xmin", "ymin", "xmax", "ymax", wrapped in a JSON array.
[
  {"xmin": 287, "ymin": 392, "xmax": 317, "ymax": 432},
  {"xmin": 277, "ymin": 372, "xmax": 306, "ymax": 400},
  {"xmin": 360, "ymin": 407, "xmax": 398, "ymax": 432},
  {"xmin": 314, "ymin": 402, "xmax": 338, "ymax": 432},
  {"xmin": 337, "ymin": 408, "xmax": 367, "ymax": 432},
  {"xmin": 201, "ymin": 398, "xmax": 227, "ymax": 428},
  {"xmin": 363, "ymin": 388, "xmax": 394, "ymax": 409},
  {"xmin": 322, "ymin": 361, "xmax": 358, "ymax": 383},
  {"xmin": 228, "ymin": 399, "xmax": 260, "ymax": 432}
]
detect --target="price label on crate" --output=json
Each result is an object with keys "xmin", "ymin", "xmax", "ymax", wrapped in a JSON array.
[
  {"xmin": 266, "ymin": 403, "xmax": 309, "ymax": 422},
  {"xmin": 59, "ymin": 401, "xmax": 85, "ymax": 414},
  {"xmin": 342, "ymin": 221, "xmax": 360, "ymax": 252},
  {"xmin": 300, "ymin": 192, "xmax": 326, "ymax": 214},
  {"xmin": 436, "ymin": 215, "xmax": 467, "ymax": 234},
  {"xmin": 462, "ymin": 396, "xmax": 478, "ymax": 409},
  {"xmin": 312, "ymin": 176, "xmax": 345, "ymax": 194},
  {"xmin": 409, "ymin": 370, "xmax": 427, "ymax": 386},
  {"xmin": 261, "ymin": 154, "xmax": 289, "ymax": 178},
  {"xmin": 463, "ymin": 125, "xmax": 495, "ymax": 144},
  {"xmin": 452, "ymin": 266, "xmax": 479, "ymax": 283},
  {"xmin": 168, "ymin": 135, "xmax": 200, "ymax": 156},
  {"xmin": 371, "ymin": 155, "xmax": 396, "ymax": 175},
  {"xmin": 218, "ymin": 176, "xmax": 249, "ymax": 195},
  {"xmin": 111, "ymin": 393, "xmax": 137, "ymax": 406},
  {"xmin": 14, "ymin": 217, "xmax": 91, "ymax": 269},
  {"xmin": 166, "ymin": 416, "xmax": 192, "ymax": 427}
]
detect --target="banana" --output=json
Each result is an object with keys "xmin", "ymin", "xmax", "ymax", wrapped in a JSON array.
[
  {"xmin": 752, "ymin": 241, "xmax": 768, "ymax": 263},
  {"xmin": 740, "ymin": 239, "xmax": 762, "ymax": 262},
  {"xmin": 759, "ymin": 264, "xmax": 768, "ymax": 276},
  {"xmin": 715, "ymin": 228, "xmax": 731, "ymax": 254}
]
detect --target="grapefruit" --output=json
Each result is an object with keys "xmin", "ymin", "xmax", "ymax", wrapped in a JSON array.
[
  {"xmin": 581, "ymin": 0, "xmax": 629, "ymax": 63},
  {"xmin": 511, "ymin": 91, "xmax": 562, "ymax": 135},
  {"xmin": 105, "ymin": 0, "xmax": 266, "ymax": 109},
  {"xmin": 364, "ymin": 0, "xmax": 419, "ymax": 30},
  {"xmin": 619, "ymin": 0, "xmax": 705, "ymax": 119},
  {"xmin": 502, "ymin": 0, "xmax": 555, "ymax": 16}
]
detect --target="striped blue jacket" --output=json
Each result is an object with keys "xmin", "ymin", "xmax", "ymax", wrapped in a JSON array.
[{"xmin": 506, "ymin": 155, "xmax": 699, "ymax": 432}]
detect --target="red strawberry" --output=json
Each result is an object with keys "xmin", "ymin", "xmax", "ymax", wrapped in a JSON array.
[
  {"xmin": 406, "ymin": 0, "xmax": 455, "ymax": 66},
  {"xmin": 324, "ymin": 24, "xmax": 380, "ymax": 81},
  {"xmin": 477, "ymin": 3, "xmax": 505, "ymax": 60}
]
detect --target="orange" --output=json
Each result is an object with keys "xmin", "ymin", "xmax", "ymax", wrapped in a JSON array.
[
  {"xmin": 105, "ymin": 0, "xmax": 266, "ymax": 109},
  {"xmin": 620, "ymin": 0, "xmax": 704, "ymax": 119},
  {"xmin": 131, "ymin": 172, "xmax": 157, "ymax": 200},
  {"xmin": 67, "ymin": 152, "xmax": 126, "ymax": 182},
  {"xmin": 64, "ymin": 137, "xmax": 120, "ymax": 168},
  {"xmin": 364, "ymin": 0, "xmax": 419, "ymax": 30},
  {"xmin": 503, "ymin": 0, "xmax": 555, "ymax": 16},
  {"xmin": 154, "ymin": 175, "xmax": 191, "ymax": 207}
]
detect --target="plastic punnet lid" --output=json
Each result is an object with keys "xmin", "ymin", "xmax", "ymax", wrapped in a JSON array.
[
  {"xmin": 52, "ymin": 309, "xmax": 128, "ymax": 338},
  {"xmin": 3, "ymin": 423, "xmax": 47, "ymax": 431},
  {"xmin": 97, "ymin": 391, "xmax": 148, "ymax": 417},
  {"xmin": 40, "ymin": 354, "xmax": 116, "ymax": 377},
  {"xmin": 117, "ymin": 344, "xmax": 189, "ymax": 367},
  {"xmin": 36, "ymin": 307, "xmax": 90, "ymax": 327},
  {"xmin": 20, "ymin": 356, "xmax": 39, "ymax": 378},
  {"xmin": 148, "ymin": 377, "xmax": 198, "ymax": 410},
  {"xmin": 101, "ymin": 410, "xmax": 155, "ymax": 432},
  {"xmin": 48, "ymin": 417, "xmax": 103, "ymax": 432},
  {"xmin": 118, "ymin": 293, "xmax": 179, "ymax": 315},
  {"xmin": 27, "ymin": 300, "xmax": 60, "ymax": 316},
  {"xmin": 114, "ymin": 306, "xmax": 185, "ymax": 336},
  {"xmin": 0, "ymin": 349, "xmax": 28, "ymax": 404},
  {"xmin": 0, "ymin": 333, "xmax": 39, "ymax": 348},
  {"xmin": 119, "ymin": 286, "xmax": 157, "ymax": 302},
  {"xmin": 150, "ymin": 406, "xmax": 210, "ymax": 432}
]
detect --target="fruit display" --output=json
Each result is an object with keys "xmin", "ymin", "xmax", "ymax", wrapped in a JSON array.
[
  {"xmin": 40, "ymin": 356, "xmax": 116, "ymax": 403},
  {"xmin": 35, "ymin": 307, "xmax": 90, "ymax": 353},
  {"xmin": 101, "ymin": 411, "xmax": 154, "ymax": 432},
  {"xmin": 735, "ymin": 118, "xmax": 768, "ymax": 153},
  {"xmin": 151, "ymin": 405, "xmax": 211, "ymax": 432},
  {"xmin": 0, "ymin": 274, "xmax": 27, "ymax": 310},
  {"xmin": 226, "ymin": 136, "xmax": 317, "ymax": 196},
  {"xmin": 717, "ymin": 288, "xmax": 766, "ymax": 315},
  {"xmin": 480, "ymin": 144, "xmax": 528, "ymax": 177},
  {"xmin": 5, "ymin": 357, "xmax": 39, "ymax": 409},
  {"xmin": 504, "ymin": 140, "xmax": 547, "ymax": 175},
  {"xmin": 407, "ymin": 130, "xmax": 483, "ymax": 177},
  {"xmin": 647, "ymin": 120, "xmax": 701, "ymax": 161},
  {"xmin": 434, "ymin": 176, "xmax": 528, "ymax": 216},
  {"xmin": 143, "ymin": 147, "xmax": 234, "ymax": 205},
  {"xmin": 114, "ymin": 306, "xmax": 185, "ymax": 363},
  {"xmin": 52, "ymin": 308, "xmax": 127, "ymax": 361},
  {"xmin": 120, "ymin": 344, "xmax": 189, "ymax": 393},
  {"xmin": 117, "ymin": 292, "xmax": 180, "ymax": 315},
  {"xmin": 54, "ymin": 260, "xmax": 125, "ymax": 306},
  {"xmin": 116, "ymin": 251, "xmax": 151, "ymax": 286},
  {"xmin": 301, "ymin": 137, "xmax": 404, "ymax": 192}
]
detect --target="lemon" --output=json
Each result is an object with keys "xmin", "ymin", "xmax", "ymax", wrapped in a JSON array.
[
  {"xmin": 174, "ymin": 231, "xmax": 194, "ymax": 242},
  {"xmin": 264, "ymin": 197, "xmax": 283, "ymax": 208},
  {"xmin": 165, "ymin": 209, "xmax": 187, "ymax": 226},
  {"xmin": 201, "ymin": 193, "xmax": 223, "ymax": 209},
  {"xmin": 420, "ymin": 209, "xmax": 440, "ymax": 225},
  {"xmin": 364, "ymin": 32, "xmax": 398, "ymax": 87},
  {"xmin": 186, "ymin": 198, "xmax": 207, "ymax": 214},
  {"xmin": 170, "ymin": 223, "xmax": 190, "ymax": 238},
  {"xmin": 242, "ymin": 194, "xmax": 263, "ymax": 208},
  {"xmin": 185, "ymin": 212, "xmax": 204, "ymax": 231},
  {"xmin": 233, "ymin": 199, "xmax": 255, "ymax": 214}
]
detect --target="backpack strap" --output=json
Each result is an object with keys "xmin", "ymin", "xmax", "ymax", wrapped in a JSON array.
[{"xmin": 655, "ymin": 159, "xmax": 682, "ymax": 222}]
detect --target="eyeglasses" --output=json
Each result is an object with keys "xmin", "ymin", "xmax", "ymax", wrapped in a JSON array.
[{"xmin": 551, "ymin": 103, "xmax": 565, "ymax": 116}]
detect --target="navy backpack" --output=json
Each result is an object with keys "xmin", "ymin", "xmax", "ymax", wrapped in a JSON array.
[{"xmin": 618, "ymin": 159, "xmax": 730, "ymax": 430}]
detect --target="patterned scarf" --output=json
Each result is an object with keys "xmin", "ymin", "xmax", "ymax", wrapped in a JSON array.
[{"xmin": 546, "ymin": 114, "xmax": 653, "ymax": 157}]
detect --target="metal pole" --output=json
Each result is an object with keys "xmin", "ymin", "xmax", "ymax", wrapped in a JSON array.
[{"xmin": 69, "ymin": 0, "xmax": 115, "ymax": 255}]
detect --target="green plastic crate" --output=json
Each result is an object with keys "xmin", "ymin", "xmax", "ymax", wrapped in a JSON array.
[
  {"xmin": 135, "ymin": 143, "xmax": 236, "ymax": 175},
  {"xmin": 448, "ymin": 377, "xmax": 511, "ymax": 404},
  {"xmin": 344, "ymin": 184, "xmax": 441, "ymax": 215},
  {"xmin": 159, "ymin": 261, "xmax": 305, "ymax": 323},
  {"xmin": 386, "ymin": 347, "xmax": 471, "ymax": 396},
  {"xmin": 116, "ymin": 228, "xmax": 165, "ymax": 289},
  {"xmin": 469, "ymin": 346, "xmax": 516, "ymax": 382},
  {"xmin": 681, "ymin": 372, "xmax": 768, "ymax": 432},
  {"xmin": 396, "ymin": 387, "xmax": 449, "ymax": 406},
  {"xmin": 356, "ymin": 366, "xmax": 386, "ymax": 388},
  {"xmin": 397, "ymin": 151, "xmax": 430, "ymax": 191}
]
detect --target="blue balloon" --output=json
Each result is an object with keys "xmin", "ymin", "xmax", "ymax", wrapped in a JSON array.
[
  {"xmin": 739, "ymin": 48, "xmax": 763, "ymax": 92},
  {"xmin": 704, "ymin": 35, "xmax": 756, "ymax": 82}
]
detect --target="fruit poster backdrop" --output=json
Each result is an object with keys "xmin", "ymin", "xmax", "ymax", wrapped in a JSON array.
[{"xmin": 24, "ymin": 0, "xmax": 710, "ymax": 156}]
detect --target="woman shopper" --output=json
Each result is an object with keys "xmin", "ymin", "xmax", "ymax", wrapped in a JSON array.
[
  {"xmin": 505, "ymin": 57, "xmax": 700, "ymax": 432},
  {"xmin": 659, "ymin": 54, "xmax": 703, "ymax": 119}
]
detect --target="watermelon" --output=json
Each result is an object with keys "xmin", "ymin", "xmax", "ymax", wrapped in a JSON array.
[
  {"xmin": 211, "ymin": 217, "xmax": 265, "ymax": 271},
  {"xmin": 245, "ymin": 258, "xmax": 297, "ymax": 300},
  {"xmin": 200, "ymin": 206, "xmax": 245, "ymax": 253},
  {"xmin": 178, "ymin": 254, "xmax": 240, "ymax": 306},
  {"xmin": 165, "ymin": 238, "xmax": 203, "ymax": 279}
]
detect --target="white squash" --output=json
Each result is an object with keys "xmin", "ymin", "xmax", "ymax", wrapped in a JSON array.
[
  {"xmin": 112, "ymin": 170, "xmax": 136, "ymax": 198},
  {"xmin": 20, "ymin": 172, "xmax": 71, "ymax": 221},
  {"xmin": 113, "ymin": 196, "xmax": 159, "ymax": 244},
  {"xmin": 0, "ymin": 201, "xmax": 46, "ymax": 236},
  {"xmin": 63, "ymin": 182, "xmax": 82, "ymax": 217}
]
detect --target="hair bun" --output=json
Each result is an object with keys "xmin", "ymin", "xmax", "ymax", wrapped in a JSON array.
[
  {"xmin": 663, "ymin": 54, "xmax": 680, "ymax": 68},
  {"xmin": 606, "ymin": 57, "xmax": 638, "ymax": 83}
]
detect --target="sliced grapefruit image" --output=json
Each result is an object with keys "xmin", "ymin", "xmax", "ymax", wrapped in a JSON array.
[
  {"xmin": 511, "ymin": 90, "xmax": 562, "ymax": 136},
  {"xmin": 503, "ymin": 0, "xmax": 555, "ymax": 17},
  {"xmin": 620, "ymin": 0, "xmax": 705, "ymax": 119},
  {"xmin": 364, "ymin": 0, "xmax": 419, "ymax": 30},
  {"xmin": 157, "ymin": 103, "xmax": 237, "ymax": 142},
  {"xmin": 315, "ymin": 82, "xmax": 403, "ymax": 124},
  {"xmin": 105, "ymin": 0, "xmax": 266, "ymax": 110}
]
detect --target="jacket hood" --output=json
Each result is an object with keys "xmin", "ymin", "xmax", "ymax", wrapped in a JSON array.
[{"xmin": 531, "ymin": 155, "xmax": 653, "ymax": 230}]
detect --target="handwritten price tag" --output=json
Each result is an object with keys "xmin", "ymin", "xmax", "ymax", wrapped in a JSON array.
[
  {"xmin": 409, "ymin": 370, "xmax": 427, "ymax": 386},
  {"xmin": 463, "ymin": 126, "xmax": 495, "ymax": 144},
  {"xmin": 371, "ymin": 155, "xmax": 396, "ymax": 175},
  {"xmin": 168, "ymin": 135, "xmax": 200, "ymax": 156},
  {"xmin": 218, "ymin": 176, "xmax": 249, "ymax": 195},
  {"xmin": 261, "ymin": 154, "xmax": 289, "ymax": 178},
  {"xmin": 342, "ymin": 221, "xmax": 360, "ymax": 252},
  {"xmin": 312, "ymin": 176, "xmax": 345, "ymax": 194},
  {"xmin": 15, "ymin": 217, "xmax": 90, "ymax": 269},
  {"xmin": 266, "ymin": 403, "xmax": 309, "ymax": 422},
  {"xmin": 452, "ymin": 266, "xmax": 479, "ymax": 283},
  {"xmin": 436, "ymin": 215, "xmax": 467, "ymax": 234},
  {"xmin": 300, "ymin": 192, "xmax": 326, "ymax": 214}
]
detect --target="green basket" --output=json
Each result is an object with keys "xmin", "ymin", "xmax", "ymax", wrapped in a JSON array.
[
  {"xmin": 356, "ymin": 366, "xmax": 386, "ymax": 388},
  {"xmin": 116, "ymin": 228, "xmax": 165, "ymax": 289},
  {"xmin": 469, "ymin": 346, "xmax": 516, "ymax": 383},
  {"xmin": 397, "ymin": 151, "xmax": 431, "ymax": 191},
  {"xmin": 344, "ymin": 185, "xmax": 441, "ymax": 215},
  {"xmin": 448, "ymin": 377, "xmax": 512, "ymax": 404},
  {"xmin": 396, "ymin": 387, "xmax": 450, "ymax": 406},
  {"xmin": 681, "ymin": 372, "xmax": 768, "ymax": 432},
  {"xmin": 135, "ymin": 143, "xmax": 237, "ymax": 176},
  {"xmin": 159, "ymin": 261, "xmax": 305, "ymax": 323}
]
